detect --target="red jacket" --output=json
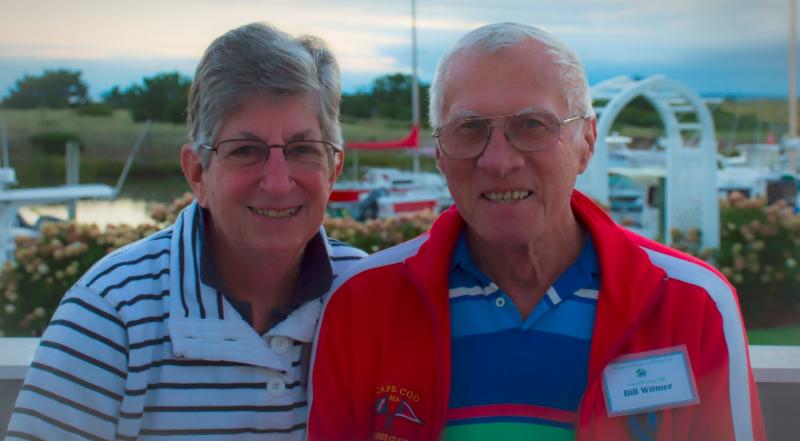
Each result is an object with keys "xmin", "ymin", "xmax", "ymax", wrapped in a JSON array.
[{"xmin": 309, "ymin": 191, "xmax": 765, "ymax": 441}]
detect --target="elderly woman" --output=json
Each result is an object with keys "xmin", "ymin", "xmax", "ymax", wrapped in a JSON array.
[{"xmin": 7, "ymin": 22, "xmax": 365, "ymax": 440}]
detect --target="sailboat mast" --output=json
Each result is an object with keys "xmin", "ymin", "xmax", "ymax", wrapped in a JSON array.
[
  {"xmin": 411, "ymin": 0, "xmax": 420, "ymax": 130},
  {"xmin": 411, "ymin": 0, "xmax": 421, "ymax": 172},
  {"xmin": 789, "ymin": 0, "xmax": 797, "ymax": 172}
]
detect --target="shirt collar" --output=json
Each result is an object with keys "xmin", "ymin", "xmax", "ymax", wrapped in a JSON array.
[
  {"xmin": 449, "ymin": 228, "xmax": 600, "ymax": 293},
  {"xmin": 450, "ymin": 230, "xmax": 494, "ymax": 288}
]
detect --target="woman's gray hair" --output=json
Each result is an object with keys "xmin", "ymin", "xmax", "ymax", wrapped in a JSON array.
[
  {"xmin": 429, "ymin": 22, "xmax": 594, "ymax": 128},
  {"xmin": 187, "ymin": 22, "xmax": 342, "ymax": 168}
]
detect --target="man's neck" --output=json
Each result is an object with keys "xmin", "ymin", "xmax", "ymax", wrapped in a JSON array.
[{"xmin": 468, "ymin": 214, "xmax": 585, "ymax": 320}]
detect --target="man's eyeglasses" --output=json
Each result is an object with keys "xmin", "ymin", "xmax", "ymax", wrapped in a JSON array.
[
  {"xmin": 433, "ymin": 111, "xmax": 587, "ymax": 160},
  {"xmin": 201, "ymin": 139, "xmax": 341, "ymax": 170}
]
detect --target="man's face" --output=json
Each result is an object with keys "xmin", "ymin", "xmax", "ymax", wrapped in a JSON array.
[
  {"xmin": 436, "ymin": 39, "xmax": 595, "ymax": 247},
  {"xmin": 183, "ymin": 94, "xmax": 342, "ymax": 260}
]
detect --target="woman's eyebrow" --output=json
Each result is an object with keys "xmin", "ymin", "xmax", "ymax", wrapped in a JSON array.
[
  {"xmin": 287, "ymin": 129, "xmax": 315, "ymax": 141},
  {"xmin": 231, "ymin": 130, "xmax": 263, "ymax": 140}
]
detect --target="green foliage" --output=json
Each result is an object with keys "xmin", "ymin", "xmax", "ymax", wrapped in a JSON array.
[
  {"xmin": 101, "ymin": 85, "xmax": 131, "ymax": 109},
  {"xmin": 611, "ymin": 96, "xmax": 664, "ymax": 128},
  {"xmin": 0, "ymin": 222, "xmax": 160, "ymax": 336},
  {"xmin": 675, "ymin": 194, "xmax": 800, "ymax": 328},
  {"xmin": 126, "ymin": 72, "xmax": 191, "ymax": 123},
  {"xmin": 714, "ymin": 194, "xmax": 800, "ymax": 327},
  {"xmin": 323, "ymin": 211, "xmax": 437, "ymax": 253},
  {"xmin": 28, "ymin": 131, "xmax": 82, "ymax": 155},
  {"xmin": 747, "ymin": 325, "xmax": 800, "ymax": 345},
  {"xmin": 3, "ymin": 69, "xmax": 89, "ymax": 109},
  {"xmin": 77, "ymin": 103, "xmax": 114, "ymax": 117},
  {"xmin": 341, "ymin": 90, "xmax": 375, "ymax": 119},
  {"xmin": 99, "ymin": 72, "xmax": 190, "ymax": 123},
  {"xmin": 341, "ymin": 73, "xmax": 430, "ymax": 126}
]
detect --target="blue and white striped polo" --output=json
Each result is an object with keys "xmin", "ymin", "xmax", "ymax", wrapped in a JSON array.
[{"xmin": 446, "ymin": 231, "xmax": 601, "ymax": 440}]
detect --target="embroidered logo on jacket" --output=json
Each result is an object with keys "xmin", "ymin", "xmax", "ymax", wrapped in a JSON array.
[{"xmin": 373, "ymin": 384, "xmax": 423, "ymax": 440}]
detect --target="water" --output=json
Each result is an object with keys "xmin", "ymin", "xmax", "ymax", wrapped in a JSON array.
[{"xmin": 19, "ymin": 198, "xmax": 158, "ymax": 228}]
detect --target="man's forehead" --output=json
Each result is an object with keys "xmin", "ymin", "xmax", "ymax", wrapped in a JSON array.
[
  {"xmin": 445, "ymin": 105, "xmax": 553, "ymax": 122},
  {"xmin": 441, "ymin": 42, "xmax": 567, "ymax": 123}
]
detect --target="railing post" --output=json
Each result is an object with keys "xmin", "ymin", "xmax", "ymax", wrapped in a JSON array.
[{"xmin": 65, "ymin": 141, "xmax": 80, "ymax": 220}]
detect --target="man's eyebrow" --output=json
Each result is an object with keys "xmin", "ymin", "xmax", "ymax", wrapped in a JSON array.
[
  {"xmin": 517, "ymin": 105, "xmax": 551, "ymax": 114},
  {"xmin": 446, "ymin": 110, "xmax": 482, "ymax": 122},
  {"xmin": 445, "ymin": 106, "xmax": 554, "ymax": 123}
]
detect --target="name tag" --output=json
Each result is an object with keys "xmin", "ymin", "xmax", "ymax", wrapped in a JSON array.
[{"xmin": 602, "ymin": 345, "xmax": 699, "ymax": 416}]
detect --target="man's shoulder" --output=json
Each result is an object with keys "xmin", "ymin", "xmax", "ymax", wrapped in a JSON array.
[
  {"xmin": 325, "ymin": 233, "xmax": 430, "ymax": 299},
  {"xmin": 629, "ymin": 231, "xmax": 734, "ymax": 297}
]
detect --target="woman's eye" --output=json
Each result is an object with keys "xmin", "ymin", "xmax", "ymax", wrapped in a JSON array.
[{"xmin": 230, "ymin": 144, "xmax": 260, "ymax": 157}]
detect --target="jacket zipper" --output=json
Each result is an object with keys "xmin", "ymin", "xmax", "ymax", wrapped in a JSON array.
[{"xmin": 576, "ymin": 277, "xmax": 669, "ymax": 441}]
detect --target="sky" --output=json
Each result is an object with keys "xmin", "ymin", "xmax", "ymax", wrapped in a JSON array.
[{"xmin": 0, "ymin": 0, "xmax": 795, "ymax": 100}]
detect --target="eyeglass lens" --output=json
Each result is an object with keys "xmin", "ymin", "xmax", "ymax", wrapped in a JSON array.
[
  {"xmin": 439, "ymin": 112, "xmax": 561, "ymax": 158},
  {"xmin": 215, "ymin": 140, "xmax": 331, "ymax": 169}
]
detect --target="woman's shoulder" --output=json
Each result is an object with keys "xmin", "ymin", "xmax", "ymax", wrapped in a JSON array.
[{"xmin": 75, "ymin": 225, "xmax": 174, "ymax": 306}]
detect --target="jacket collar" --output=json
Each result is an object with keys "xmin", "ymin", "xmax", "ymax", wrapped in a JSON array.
[{"xmin": 569, "ymin": 191, "xmax": 667, "ymax": 380}]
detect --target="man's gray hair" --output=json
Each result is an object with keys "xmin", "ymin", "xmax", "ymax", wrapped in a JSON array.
[
  {"xmin": 429, "ymin": 22, "xmax": 594, "ymax": 128},
  {"xmin": 187, "ymin": 22, "xmax": 342, "ymax": 168}
]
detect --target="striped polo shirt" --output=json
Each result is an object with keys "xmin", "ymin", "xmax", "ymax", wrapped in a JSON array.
[
  {"xmin": 7, "ymin": 201, "xmax": 366, "ymax": 441},
  {"xmin": 446, "ymin": 231, "xmax": 601, "ymax": 440}
]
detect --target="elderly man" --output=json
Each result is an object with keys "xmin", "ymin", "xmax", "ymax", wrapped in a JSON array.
[
  {"xmin": 308, "ymin": 22, "xmax": 764, "ymax": 441},
  {"xmin": 7, "ymin": 23, "xmax": 364, "ymax": 440}
]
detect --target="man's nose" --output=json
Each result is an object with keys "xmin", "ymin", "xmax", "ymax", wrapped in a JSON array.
[
  {"xmin": 476, "ymin": 123, "xmax": 525, "ymax": 175},
  {"xmin": 259, "ymin": 147, "xmax": 294, "ymax": 193}
]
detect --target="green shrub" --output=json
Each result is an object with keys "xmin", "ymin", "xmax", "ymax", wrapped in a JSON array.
[
  {"xmin": 715, "ymin": 194, "xmax": 800, "ymax": 327},
  {"xmin": 0, "ymin": 222, "xmax": 160, "ymax": 336},
  {"xmin": 28, "ymin": 131, "xmax": 82, "ymax": 155},
  {"xmin": 77, "ymin": 103, "xmax": 114, "ymax": 117}
]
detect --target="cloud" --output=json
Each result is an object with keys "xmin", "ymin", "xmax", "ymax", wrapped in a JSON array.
[{"xmin": 0, "ymin": 0, "xmax": 793, "ymax": 97}]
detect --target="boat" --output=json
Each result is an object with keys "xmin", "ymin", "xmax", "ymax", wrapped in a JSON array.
[
  {"xmin": 0, "ymin": 119, "xmax": 149, "ymax": 267},
  {"xmin": 329, "ymin": 166, "xmax": 451, "ymax": 220},
  {"xmin": 602, "ymin": 134, "xmax": 799, "ymax": 243}
]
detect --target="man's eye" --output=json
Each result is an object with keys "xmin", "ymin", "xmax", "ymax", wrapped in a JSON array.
[
  {"xmin": 453, "ymin": 120, "xmax": 485, "ymax": 134},
  {"xmin": 519, "ymin": 117, "xmax": 545, "ymax": 129}
]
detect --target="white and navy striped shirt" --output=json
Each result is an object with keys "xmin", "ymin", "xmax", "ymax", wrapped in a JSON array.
[{"xmin": 6, "ymin": 201, "xmax": 366, "ymax": 440}]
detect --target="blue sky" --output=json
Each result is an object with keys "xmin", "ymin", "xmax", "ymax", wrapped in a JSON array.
[{"xmin": 0, "ymin": 0, "xmax": 794, "ymax": 100}]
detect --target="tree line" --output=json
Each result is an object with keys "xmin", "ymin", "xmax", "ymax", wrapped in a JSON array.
[
  {"xmin": 2, "ymin": 69, "xmax": 764, "ymax": 138},
  {"xmin": 1, "ymin": 69, "xmax": 430, "ymax": 125}
]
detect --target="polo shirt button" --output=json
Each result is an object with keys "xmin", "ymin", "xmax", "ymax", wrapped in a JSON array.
[
  {"xmin": 267, "ymin": 378, "xmax": 286, "ymax": 396},
  {"xmin": 271, "ymin": 336, "xmax": 291, "ymax": 354},
  {"xmin": 495, "ymin": 297, "xmax": 506, "ymax": 307}
]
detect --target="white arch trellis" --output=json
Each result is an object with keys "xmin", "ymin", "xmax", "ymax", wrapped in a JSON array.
[{"xmin": 576, "ymin": 75, "xmax": 720, "ymax": 249}]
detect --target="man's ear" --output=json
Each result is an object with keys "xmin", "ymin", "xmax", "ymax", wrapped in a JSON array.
[
  {"xmin": 181, "ymin": 144, "xmax": 208, "ymax": 207},
  {"xmin": 434, "ymin": 145, "xmax": 446, "ymax": 175},
  {"xmin": 577, "ymin": 118, "xmax": 597, "ymax": 175}
]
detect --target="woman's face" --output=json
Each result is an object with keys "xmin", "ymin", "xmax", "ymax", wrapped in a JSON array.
[{"xmin": 183, "ymin": 94, "xmax": 342, "ymax": 261}]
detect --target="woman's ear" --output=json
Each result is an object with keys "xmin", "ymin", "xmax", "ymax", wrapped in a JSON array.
[{"xmin": 181, "ymin": 144, "xmax": 209, "ymax": 207}]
